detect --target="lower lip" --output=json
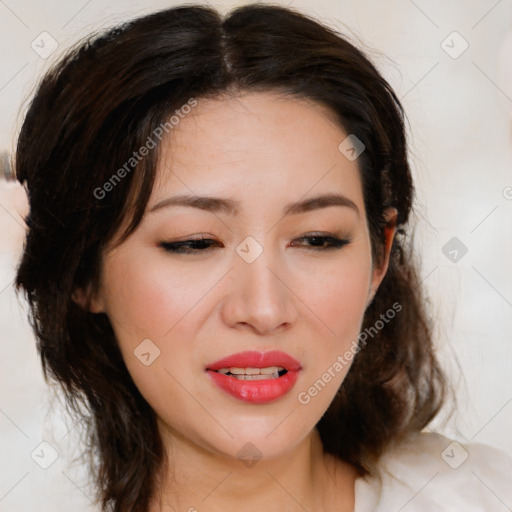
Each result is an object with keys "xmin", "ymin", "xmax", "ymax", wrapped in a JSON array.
[{"xmin": 206, "ymin": 370, "xmax": 300, "ymax": 404}]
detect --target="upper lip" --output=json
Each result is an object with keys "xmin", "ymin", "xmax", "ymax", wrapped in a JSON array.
[{"xmin": 206, "ymin": 350, "xmax": 301, "ymax": 371}]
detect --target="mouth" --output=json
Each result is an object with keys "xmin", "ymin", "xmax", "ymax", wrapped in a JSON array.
[{"xmin": 205, "ymin": 350, "xmax": 301, "ymax": 404}]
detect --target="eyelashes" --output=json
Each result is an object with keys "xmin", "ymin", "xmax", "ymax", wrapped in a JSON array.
[
  {"xmin": 159, "ymin": 237, "xmax": 218, "ymax": 254},
  {"xmin": 158, "ymin": 234, "xmax": 352, "ymax": 255}
]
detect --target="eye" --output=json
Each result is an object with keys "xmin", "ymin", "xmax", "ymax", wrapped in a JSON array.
[
  {"xmin": 159, "ymin": 236, "xmax": 220, "ymax": 254},
  {"xmin": 158, "ymin": 233, "xmax": 351, "ymax": 254},
  {"xmin": 290, "ymin": 233, "xmax": 351, "ymax": 251}
]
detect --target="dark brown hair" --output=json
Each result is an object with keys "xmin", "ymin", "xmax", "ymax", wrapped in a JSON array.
[{"xmin": 14, "ymin": 4, "xmax": 446, "ymax": 511}]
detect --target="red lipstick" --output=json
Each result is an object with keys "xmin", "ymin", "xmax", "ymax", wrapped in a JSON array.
[{"xmin": 205, "ymin": 350, "xmax": 301, "ymax": 404}]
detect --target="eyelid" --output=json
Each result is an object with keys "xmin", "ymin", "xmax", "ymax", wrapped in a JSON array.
[
  {"xmin": 162, "ymin": 230, "xmax": 349, "ymax": 242},
  {"xmin": 158, "ymin": 231, "xmax": 352, "ymax": 254}
]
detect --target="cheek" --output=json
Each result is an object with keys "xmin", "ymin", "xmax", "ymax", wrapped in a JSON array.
[
  {"xmin": 303, "ymin": 253, "xmax": 371, "ymax": 340},
  {"xmin": 99, "ymin": 254, "xmax": 198, "ymax": 412},
  {"xmin": 293, "ymin": 254, "xmax": 372, "ymax": 413},
  {"xmin": 101, "ymin": 252, "xmax": 197, "ymax": 341},
  {"xmin": 99, "ymin": 250, "xmax": 223, "ymax": 393}
]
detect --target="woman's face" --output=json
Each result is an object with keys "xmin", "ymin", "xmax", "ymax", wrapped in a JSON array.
[{"xmin": 91, "ymin": 91, "xmax": 394, "ymax": 462}]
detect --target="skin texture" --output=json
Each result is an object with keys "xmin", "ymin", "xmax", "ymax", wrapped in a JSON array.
[{"xmin": 90, "ymin": 91, "xmax": 397, "ymax": 511}]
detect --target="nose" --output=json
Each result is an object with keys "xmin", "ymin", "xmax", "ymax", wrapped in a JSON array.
[{"xmin": 220, "ymin": 244, "xmax": 298, "ymax": 335}]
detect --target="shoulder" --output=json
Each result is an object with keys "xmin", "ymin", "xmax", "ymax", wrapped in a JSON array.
[{"xmin": 354, "ymin": 431, "xmax": 512, "ymax": 512}]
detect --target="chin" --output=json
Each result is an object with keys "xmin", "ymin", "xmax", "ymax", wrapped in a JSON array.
[{"xmin": 209, "ymin": 411, "xmax": 316, "ymax": 462}]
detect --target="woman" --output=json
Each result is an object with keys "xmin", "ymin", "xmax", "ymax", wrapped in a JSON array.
[{"xmin": 14, "ymin": 3, "xmax": 511, "ymax": 511}]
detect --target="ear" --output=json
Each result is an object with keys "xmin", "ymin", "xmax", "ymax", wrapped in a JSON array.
[
  {"xmin": 366, "ymin": 207, "xmax": 398, "ymax": 306},
  {"xmin": 71, "ymin": 285, "xmax": 105, "ymax": 313}
]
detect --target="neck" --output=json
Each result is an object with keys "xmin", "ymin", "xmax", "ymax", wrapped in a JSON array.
[{"xmin": 150, "ymin": 425, "xmax": 358, "ymax": 512}]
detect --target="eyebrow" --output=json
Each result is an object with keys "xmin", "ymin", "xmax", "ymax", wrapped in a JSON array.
[{"xmin": 148, "ymin": 192, "xmax": 359, "ymax": 217}]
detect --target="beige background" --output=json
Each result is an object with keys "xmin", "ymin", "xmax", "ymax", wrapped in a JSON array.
[{"xmin": 1, "ymin": 0, "xmax": 511, "ymax": 510}]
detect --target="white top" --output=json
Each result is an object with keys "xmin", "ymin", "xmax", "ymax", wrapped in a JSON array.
[{"xmin": 354, "ymin": 432, "xmax": 512, "ymax": 511}]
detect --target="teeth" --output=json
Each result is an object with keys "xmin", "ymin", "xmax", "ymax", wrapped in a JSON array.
[
  {"xmin": 260, "ymin": 366, "xmax": 283, "ymax": 375},
  {"xmin": 230, "ymin": 367, "xmax": 249, "ymax": 375},
  {"xmin": 245, "ymin": 368, "xmax": 261, "ymax": 375},
  {"xmin": 235, "ymin": 372, "xmax": 279, "ymax": 380},
  {"xmin": 214, "ymin": 367, "xmax": 286, "ymax": 380},
  {"xmin": 217, "ymin": 366, "xmax": 284, "ymax": 375}
]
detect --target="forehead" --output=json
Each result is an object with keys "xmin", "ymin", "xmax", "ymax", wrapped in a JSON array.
[{"xmin": 150, "ymin": 91, "xmax": 364, "ymax": 215}]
